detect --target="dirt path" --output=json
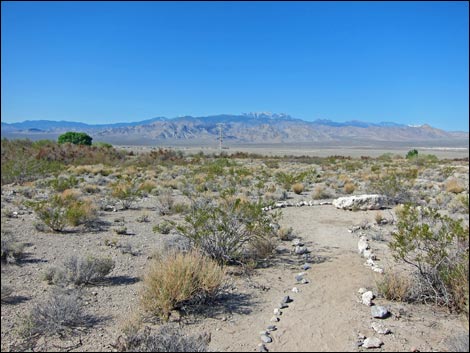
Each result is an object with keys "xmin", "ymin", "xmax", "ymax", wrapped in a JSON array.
[
  {"xmin": 268, "ymin": 206, "xmax": 373, "ymax": 352},
  {"xmin": 205, "ymin": 205, "xmax": 466, "ymax": 352}
]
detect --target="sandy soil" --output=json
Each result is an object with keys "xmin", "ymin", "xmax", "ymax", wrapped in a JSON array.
[{"xmin": 1, "ymin": 191, "xmax": 468, "ymax": 352}]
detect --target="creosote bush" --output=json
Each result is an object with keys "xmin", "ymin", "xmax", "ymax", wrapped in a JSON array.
[
  {"xmin": 140, "ymin": 250, "xmax": 225, "ymax": 320},
  {"xmin": 178, "ymin": 197, "xmax": 279, "ymax": 265},
  {"xmin": 33, "ymin": 190, "xmax": 98, "ymax": 231},
  {"xmin": 389, "ymin": 204, "xmax": 469, "ymax": 314}
]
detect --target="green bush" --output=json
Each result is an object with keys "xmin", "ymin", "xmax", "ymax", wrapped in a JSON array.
[
  {"xmin": 58, "ymin": 132, "xmax": 93, "ymax": 146},
  {"xmin": 369, "ymin": 171, "xmax": 416, "ymax": 204},
  {"xmin": 389, "ymin": 204, "xmax": 469, "ymax": 313},
  {"xmin": 32, "ymin": 191, "xmax": 98, "ymax": 231},
  {"xmin": 178, "ymin": 197, "xmax": 279, "ymax": 265},
  {"xmin": 406, "ymin": 149, "xmax": 419, "ymax": 159},
  {"xmin": 48, "ymin": 175, "xmax": 79, "ymax": 192}
]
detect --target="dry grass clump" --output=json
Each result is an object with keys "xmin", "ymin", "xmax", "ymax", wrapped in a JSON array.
[
  {"xmin": 83, "ymin": 183, "xmax": 100, "ymax": 194},
  {"xmin": 445, "ymin": 178, "xmax": 465, "ymax": 194},
  {"xmin": 312, "ymin": 185, "xmax": 331, "ymax": 200},
  {"xmin": 343, "ymin": 182, "xmax": 355, "ymax": 194},
  {"xmin": 139, "ymin": 180, "xmax": 158, "ymax": 194},
  {"xmin": 277, "ymin": 227, "xmax": 294, "ymax": 241},
  {"xmin": 292, "ymin": 183, "xmax": 305, "ymax": 195},
  {"xmin": 140, "ymin": 250, "xmax": 225, "ymax": 320},
  {"xmin": 376, "ymin": 271, "xmax": 412, "ymax": 301}
]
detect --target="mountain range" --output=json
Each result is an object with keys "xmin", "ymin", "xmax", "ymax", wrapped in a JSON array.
[{"xmin": 2, "ymin": 113, "xmax": 468, "ymax": 146}]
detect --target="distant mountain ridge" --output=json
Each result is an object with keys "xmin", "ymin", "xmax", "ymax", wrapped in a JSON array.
[{"xmin": 2, "ymin": 113, "xmax": 468, "ymax": 145}]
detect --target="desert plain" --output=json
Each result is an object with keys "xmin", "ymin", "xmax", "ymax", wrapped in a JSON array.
[{"xmin": 1, "ymin": 141, "xmax": 469, "ymax": 352}]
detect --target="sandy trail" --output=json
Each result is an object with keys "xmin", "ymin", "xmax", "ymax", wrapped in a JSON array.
[{"xmin": 267, "ymin": 206, "xmax": 373, "ymax": 352}]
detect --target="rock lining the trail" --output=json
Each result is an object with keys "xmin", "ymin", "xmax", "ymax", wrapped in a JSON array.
[{"xmin": 332, "ymin": 194, "xmax": 388, "ymax": 211}]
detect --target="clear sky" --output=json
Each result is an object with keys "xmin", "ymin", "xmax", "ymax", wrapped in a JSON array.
[{"xmin": 1, "ymin": 1, "xmax": 469, "ymax": 131}]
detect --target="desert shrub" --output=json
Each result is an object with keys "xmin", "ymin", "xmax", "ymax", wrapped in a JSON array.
[
  {"xmin": 275, "ymin": 172, "xmax": 296, "ymax": 190},
  {"xmin": 117, "ymin": 325, "xmax": 210, "ymax": 352},
  {"xmin": 178, "ymin": 197, "xmax": 279, "ymax": 265},
  {"xmin": 153, "ymin": 220, "xmax": 175, "ymax": 235},
  {"xmin": 1, "ymin": 139, "xmax": 126, "ymax": 185},
  {"xmin": 93, "ymin": 141, "xmax": 113, "ymax": 148},
  {"xmin": 58, "ymin": 132, "xmax": 92, "ymax": 146},
  {"xmin": 1, "ymin": 229, "xmax": 25, "ymax": 264},
  {"xmin": 48, "ymin": 175, "xmax": 79, "ymax": 192},
  {"xmin": 389, "ymin": 204, "xmax": 469, "ymax": 313},
  {"xmin": 114, "ymin": 226, "xmax": 128, "ymax": 235},
  {"xmin": 312, "ymin": 185, "xmax": 331, "ymax": 200},
  {"xmin": 43, "ymin": 255, "xmax": 115, "ymax": 286},
  {"xmin": 1, "ymin": 284, "xmax": 14, "ymax": 302},
  {"xmin": 376, "ymin": 271, "xmax": 412, "ymax": 302},
  {"xmin": 292, "ymin": 183, "xmax": 304, "ymax": 195},
  {"xmin": 138, "ymin": 180, "xmax": 158, "ymax": 194},
  {"xmin": 136, "ymin": 213, "xmax": 150, "ymax": 223},
  {"xmin": 343, "ymin": 182, "xmax": 355, "ymax": 194},
  {"xmin": 140, "ymin": 250, "xmax": 225, "ymax": 320},
  {"xmin": 445, "ymin": 178, "xmax": 465, "ymax": 194},
  {"xmin": 411, "ymin": 154, "xmax": 439, "ymax": 167},
  {"xmin": 21, "ymin": 288, "xmax": 96, "ymax": 338},
  {"xmin": 111, "ymin": 179, "xmax": 141, "ymax": 209},
  {"xmin": 33, "ymin": 191, "xmax": 98, "ymax": 231},
  {"xmin": 374, "ymin": 212, "xmax": 383, "ymax": 224},
  {"xmin": 1, "ymin": 139, "xmax": 64, "ymax": 185},
  {"xmin": 277, "ymin": 227, "xmax": 294, "ymax": 241},
  {"xmin": 369, "ymin": 171, "xmax": 415, "ymax": 204},
  {"xmin": 156, "ymin": 189, "xmax": 175, "ymax": 215},
  {"xmin": 83, "ymin": 183, "xmax": 100, "ymax": 194}
]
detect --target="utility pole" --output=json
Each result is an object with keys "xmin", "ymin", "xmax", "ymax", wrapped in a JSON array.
[{"xmin": 216, "ymin": 123, "xmax": 223, "ymax": 152}]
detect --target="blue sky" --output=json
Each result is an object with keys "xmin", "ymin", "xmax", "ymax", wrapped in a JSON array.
[{"xmin": 1, "ymin": 1, "xmax": 469, "ymax": 131}]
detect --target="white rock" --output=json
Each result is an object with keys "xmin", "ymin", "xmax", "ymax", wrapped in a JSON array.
[
  {"xmin": 363, "ymin": 249, "xmax": 376, "ymax": 260},
  {"xmin": 358, "ymin": 287, "xmax": 367, "ymax": 294},
  {"xmin": 333, "ymin": 194, "xmax": 388, "ymax": 211},
  {"xmin": 373, "ymin": 267, "xmax": 384, "ymax": 274},
  {"xmin": 361, "ymin": 291, "xmax": 375, "ymax": 306},
  {"xmin": 358, "ymin": 237, "xmax": 369, "ymax": 254},
  {"xmin": 292, "ymin": 287, "xmax": 299, "ymax": 293},
  {"xmin": 362, "ymin": 337, "xmax": 383, "ymax": 349}
]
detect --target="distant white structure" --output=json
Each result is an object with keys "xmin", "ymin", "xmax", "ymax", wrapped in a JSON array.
[{"xmin": 216, "ymin": 123, "xmax": 224, "ymax": 151}]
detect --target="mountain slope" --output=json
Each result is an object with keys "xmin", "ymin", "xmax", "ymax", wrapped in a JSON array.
[{"xmin": 2, "ymin": 113, "xmax": 468, "ymax": 144}]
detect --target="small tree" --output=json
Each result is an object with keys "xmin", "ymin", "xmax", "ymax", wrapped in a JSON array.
[
  {"xmin": 406, "ymin": 149, "xmax": 419, "ymax": 159},
  {"xmin": 58, "ymin": 132, "xmax": 92, "ymax": 146}
]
